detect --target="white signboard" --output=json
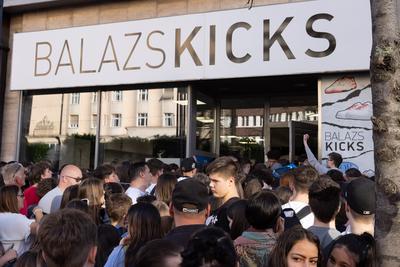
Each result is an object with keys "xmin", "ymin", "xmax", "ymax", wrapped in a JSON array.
[
  {"xmin": 10, "ymin": 0, "xmax": 372, "ymax": 90},
  {"xmin": 321, "ymin": 74, "xmax": 374, "ymax": 176}
]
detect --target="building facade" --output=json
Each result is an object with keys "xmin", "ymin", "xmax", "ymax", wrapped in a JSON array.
[{"xmin": 0, "ymin": 0, "xmax": 375, "ymax": 173}]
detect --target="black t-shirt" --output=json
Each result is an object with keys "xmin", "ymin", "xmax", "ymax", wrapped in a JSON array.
[
  {"xmin": 206, "ymin": 197, "xmax": 240, "ymax": 233},
  {"xmin": 164, "ymin": 224, "xmax": 205, "ymax": 249}
]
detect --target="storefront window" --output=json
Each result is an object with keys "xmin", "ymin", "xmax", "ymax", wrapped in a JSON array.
[
  {"xmin": 98, "ymin": 87, "xmax": 187, "ymax": 164},
  {"xmin": 20, "ymin": 92, "xmax": 96, "ymax": 169}
]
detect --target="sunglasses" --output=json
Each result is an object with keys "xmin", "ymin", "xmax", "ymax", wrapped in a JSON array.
[{"xmin": 63, "ymin": 175, "xmax": 83, "ymax": 183}]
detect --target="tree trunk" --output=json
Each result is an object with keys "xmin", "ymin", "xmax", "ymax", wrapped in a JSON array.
[{"xmin": 370, "ymin": 0, "xmax": 400, "ymax": 266}]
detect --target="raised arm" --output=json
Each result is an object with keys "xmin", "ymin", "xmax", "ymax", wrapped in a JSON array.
[{"xmin": 303, "ymin": 134, "xmax": 329, "ymax": 174}]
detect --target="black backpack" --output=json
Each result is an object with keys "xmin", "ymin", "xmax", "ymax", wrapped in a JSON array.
[{"xmin": 281, "ymin": 205, "xmax": 311, "ymax": 229}]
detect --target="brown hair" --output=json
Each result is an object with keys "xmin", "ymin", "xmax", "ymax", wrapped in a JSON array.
[
  {"xmin": 38, "ymin": 209, "xmax": 97, "ymax": 267},
  {"xmin": 293, "ymin": 166, "xmax": 319, "ymax": 193},
  {"xmin": 268, "ymin": 226, "xmax": 322, "ymax": 267},
  {"xmin": 29, "ymin": 161, "xmax": 51, "ymax": 184},
  {"xmin": 60, "ymin": 184, "xmax": 79, "ymax": 209},
  {"xmin": 78, "ymin": 178, "xmax": 104, "ymax": 224},
  {"xmin": 124, "ymin": 202, "xmax": 163, "ymax": 267},
  {"xmin": 0, "ymin": 185, "xmax": 19, "ymax": 213},
  {"xmin": 206, "ymin": 156, "xmax": 239, "ymax": 179},
  {"xmin": 154, "ymin": 173, "xmax": 177, "ymax": 205},
  {"xmin": 106, "ymin": 193, "xmax": 132, "ymax": 223}
]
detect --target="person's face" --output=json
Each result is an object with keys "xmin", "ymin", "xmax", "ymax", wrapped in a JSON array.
[
  {"xmin": 209, "ymin": 173, "xmax": 232, "ymax": 199},
  {"xmin": 142, "ymin": 165, "xmax": 151, "ymax": 183},
  {"xmin": 63, "ymin": 167, "xmax": 83, "ymax": 186},
  {"xmin": 287, "ymin": 239, "xmax": 319, "ymax": 267},
  {"xmin": 327, "ymin": 158, "xmax": 335, "ymax": 168},
  {"xmin": 106, "ymin": 172, "xmax": 120, "ymax": 183},
  {"xmin": 242, "ymin": 163, "xmax": 251, "ymax": 175},
  {"xmin": 327, "ymin": 246, "xmax": 357, "ymax": 267},
  {"xmin": 41, "ymin": 168, "xmax": 53, "ymax": 179}
]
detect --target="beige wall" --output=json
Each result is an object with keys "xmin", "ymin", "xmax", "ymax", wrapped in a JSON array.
[{"xmin": 1, "ymin": 0, "xmax": 311, "ymax": 161}]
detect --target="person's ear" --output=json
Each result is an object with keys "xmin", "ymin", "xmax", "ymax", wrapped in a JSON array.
[{"xmin": 87, "ymin": 246, "xmax": 97, "ymax": 265}]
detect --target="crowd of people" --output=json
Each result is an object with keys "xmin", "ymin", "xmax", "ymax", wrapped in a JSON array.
[{"xmin": 0, "ymin": 134, "xmax": 376, "ymax": 267}]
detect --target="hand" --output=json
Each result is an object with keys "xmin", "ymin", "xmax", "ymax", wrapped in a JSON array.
[
  {"xmin": 1, "ymin": 249, "xmax": 17, "ymax": 263},
  {"xmin": 303, "ymin": 134, "xmax": 310, "ymax": 144}
]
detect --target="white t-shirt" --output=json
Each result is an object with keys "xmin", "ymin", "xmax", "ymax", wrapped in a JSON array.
[
  {"xmin": 38, "ymin": 186, "xmax": 63, "ymax": 214},
  {"xmin": 282, "ymin": 201, "xmax": 315, "ymax": 229},
  {"xmin": 0, "ymin": 212, "xmax": 34, "ymax": 256},
  {"xmin": 125, "ymin": 187, "xmax": 145, "ymax": 205}
]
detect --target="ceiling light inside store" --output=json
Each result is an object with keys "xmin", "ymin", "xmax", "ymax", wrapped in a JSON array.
[
  {"xmin": 197, "ymin": 117, "xmax": 214, "ymax": 123},
  {"xmin": 174, "ymin": 100, "xmax": 206, "ymax": 106}
]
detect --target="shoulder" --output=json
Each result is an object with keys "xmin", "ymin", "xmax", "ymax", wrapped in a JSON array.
[{"xmin": 105, "ymin": 245, "xmax": 125, "ymax": 267}]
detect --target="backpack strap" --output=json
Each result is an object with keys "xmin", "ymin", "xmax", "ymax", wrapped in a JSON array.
[{"xmin": 296, "ymin": 205, "xmax": 312, "ymax": 221}]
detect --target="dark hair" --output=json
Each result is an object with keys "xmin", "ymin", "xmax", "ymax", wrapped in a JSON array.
[
  {"xmin": 268, "ymin": 226, "xmax": 322, "ymax": 267},
  {"xmin": 328, "ymin": 152, "xmax": 343, "ymax": 168},
  {"xmin": 275, "ymin": 186, "xmax": 292, "ymax": 205},
  {"xmin": 192, "ymin": 173, "xmax": 210, "ymax": 188},
  {"xmin": 293, "ymin": 166, "xmax": 319, "ymax": 193},
  {"xmin": 327, "ymin": 233, "xmax": 376, "ymax": 267},
  {"xmin": 168, "ymin": 163, "xmax": 180, "ymax": 173},
  {"xmin": 206, "ymin": 156, "xmax": 239, "ymax": 179},
  {"xmin": 95, "ymin": 224, "xmax": 120, "ymax": 267},
  {"xmin": 309, "ymin": 177, "xmax": 341, "ymax": 223},
  {"xmin": 124, "ymin": 202, "xmax": 163, "ymax": 267},
  {"xmin": 137, "ymin": 195, "xmax": 157, "ymax": 203},
  {"xmin": 93, "ymin": 164, "xmax": 115, "ymax": 180},
  {"xmin": 155, "ymin": 173, "xmax": 177, "ymax": 206},
  {"xmin": 38, "ymin": 209, "xmax": 97, "ymax": 267},
  {"xmin": 36, "ymin": 178, "xmax": 57, "ymax": 199},
  {"xmin": 129, "ymin": 162, "xmax": 148, "ymax": 181},
  {"xmin": 250, "ymin": 169, "xmax": 274, "ymax": 186},
  {"xmin": 15, "ymin": 250, "xmax": 42, "ymax": 267},
  {"xmin": 60, "ymin": 184, "xmax": 79, "ymax": 209},
  {"xmin": 326, "ymin": 169, "xmax": 346, "ymax": 184},
  {"xmin": 133, "ymin": 239, "xmax": 181, "ymax": 267},
  {"xmin": 181, "ymin": 227, "xmax": 237, "ymax": 267},
  {"xmin": 246, "ymin": 190, "xmax": 281, "ymax": 230},
  {"xmin": 104, "ymin": 182, "xmax": 124, "ymax": 199},
  {"xmin": 116, "ymin": 161, "xmax": 131, "ymax": 184},
  {"xmin": 0, "ymin": 185, "xmax": 19, "ymax": 213},
  {"xmin": 106, "ymin": 193, "xmax": 132, "ymax": 223},
  {"xmin": 147, "ymin": 159, "xmax": 164, "ymax": 176},
  {"xmin": 345, "ymin": 168, "xmax": 362, "ymax": 179},
  {"xmin": 227, "ymin": 199, "xmax": 249, "ymax": 240},
  {"xmin": 29, "ymin": 161, "xmax": 52, "ymax": 184},
  {"xmin": 267, "ymin": 150, "xmax": 281, "ymax": 160},
  {"xmin": 65, "ymin": 199, "xmax": 89, "ymax": 213}
]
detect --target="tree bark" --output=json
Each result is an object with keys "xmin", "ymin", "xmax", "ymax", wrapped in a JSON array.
[{"xmin": 370, "ymin": 0, "xmax": 400, "ymax": 266}]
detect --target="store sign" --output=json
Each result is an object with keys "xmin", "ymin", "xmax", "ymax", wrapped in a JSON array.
[
  {"xmin": 320, "ymin": 74, "xmax": 374, "ymax": 176},
  {"xmin": 10, "ymin": 0, "xmax": 371, "ymax": 90}
]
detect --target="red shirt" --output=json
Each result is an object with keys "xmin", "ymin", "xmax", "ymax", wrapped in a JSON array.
[{"xmin": 21, "ymin": 185, "xmax": 40, "ymax": 216}]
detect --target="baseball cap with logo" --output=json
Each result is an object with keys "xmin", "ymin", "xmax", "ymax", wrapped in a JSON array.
[
  {"xmin": 344, "ymin": 177, "xmax": 375, "ymax": 215},
  {"xmin": 181, "ymin": 157, "xmax": 197, "ymax": 172},
  {"xmin": 172, "ymin": 179, "xmax": 209, "ymax": 214}
]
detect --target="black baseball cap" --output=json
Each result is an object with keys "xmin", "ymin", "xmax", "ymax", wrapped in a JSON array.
[
  {"xmin": 172, "ymin": 179, "xmax": 209, "ymax": 214},
  {"xmin": 344, "ymin": 177, "xmax": 375, "ymax": 215},
  {"xmin": 181, "ymin": 157, "xmax": 196, "ymax": 172}
]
